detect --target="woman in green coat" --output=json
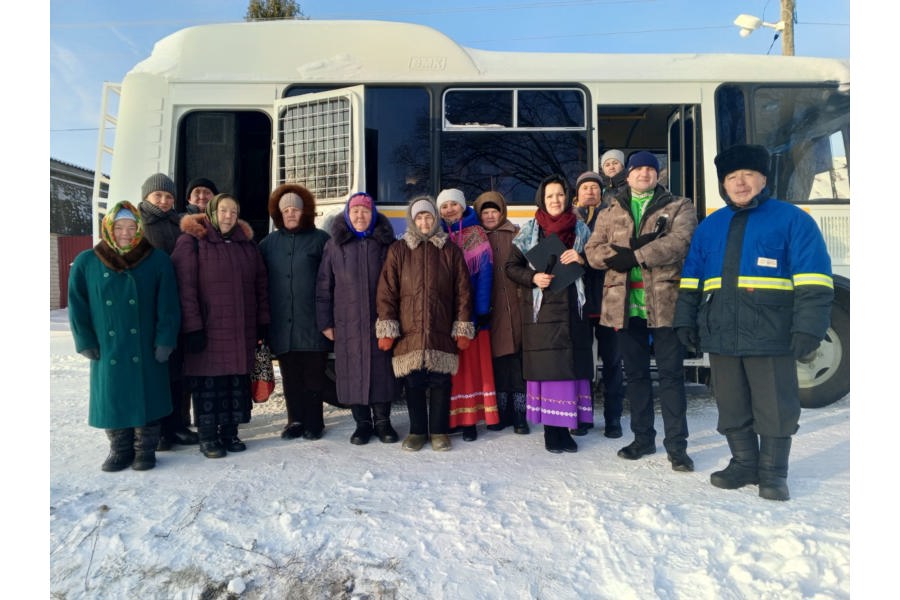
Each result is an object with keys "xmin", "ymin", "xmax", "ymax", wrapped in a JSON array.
[{"xmin": 68, "ymin": 201, "xmax": 181, "ymax": 472}]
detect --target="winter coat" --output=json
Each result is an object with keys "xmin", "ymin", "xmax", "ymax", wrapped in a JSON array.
[
  {"xmin": 673, "ymin": 191, "xmax": 833, "ymax": 356},
  {"xmin": 376, "ymin": 198, "xmax": 474, "ymax": 378},
  {"xmin": 139, "ymin": 202, "xmax": 182, "ymax": 255},
  {"xmin": 600, "ymin": 169, "xmax": 628, "ymax": 209},
  {"xmin": 506, "ymin": 220, "xmax": 594, "ymax": 382},
  {"xmin": 574, "ymin": 200, "xmax": 605, "ymax": 318},
  {"xmin": 68, "ymin": 238, "xmax": 181, "ymax": 429},
  {"xmin": 258, "ymin": 183, "xmax": 332, "ymax": 356},
  {"xmin": 441, "ymin": 206, "xmax": 493, "ymax": 319},
  {"xmin": 315, "ymin": 209, "xmax": 397, "ymax": 406},
  {"xmin": 170, "ymin": 214, "xmax": 270, "ymax": 377},
  {"xmin": 584, "ymin": 184, "xmax": 697, "ymax": 329},
  {"xmin": 473, "ymin": 193, "xmax": 522, "ymax": 358}
]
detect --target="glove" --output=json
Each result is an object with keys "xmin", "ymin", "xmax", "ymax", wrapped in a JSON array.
[
  {"xmin": 676, "ymin": 327, "xmax": 699, "ymax": 353},
  {"xmin": 377, "ymin": 337, "xmax": 394, "ymax": 351},
  {"xmin": 257, "ymin": 324, "xmax": 269, "ymax": 343},
  {"xmin": 791, "ymin": 332, "xmax": 821, "ymax": 362},
  {"xmin": 79, "ymin": 348, "xmax": 100, "ymax": 360},
  {"xmin": 631, "ymin": 231, "xmax": 660, "ymax": 250},
  {"xmin": 154, "ymin": 345, "xmax": 174, "ymax": 363},
  {"xmin": 475, "ymin": 313, "xmax": 491, "ymax": 332},
  {"xmin": 184, "ymin": 330, "xmax": 207, "ymax": 354},
  {"xmin": 606, "ymin": 245, "xmax": 639, "ymax": 273},
  {"xmin": 456, "ymin": 336, "xmax": 471, "ymax": 351}
]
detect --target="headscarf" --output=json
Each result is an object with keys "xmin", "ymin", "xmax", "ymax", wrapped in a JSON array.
[
  {"xmin": 101, "ymin": 201, "xmax": 144, "ymax": 255},
  {"xmin": 206, "ymin": 193, "xmax": 240, "ymax": 237},
  {"xmin": 343, "ymin": 192, "xmax": 378, "ymax": 238}
]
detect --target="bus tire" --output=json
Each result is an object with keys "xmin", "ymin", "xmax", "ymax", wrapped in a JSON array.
[{"xmin": 797, "ymin": 301, "xmax": 849, "ymax": 409}]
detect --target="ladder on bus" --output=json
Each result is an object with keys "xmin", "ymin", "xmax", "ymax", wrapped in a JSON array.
[{"xmin": 92, "ymin": 82, "xmax": 121, "ymax": 242}]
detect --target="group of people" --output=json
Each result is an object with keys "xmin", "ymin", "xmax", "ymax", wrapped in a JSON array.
[{"xmin": 69, "ymin": 142, "xmax": 834, "ymax": 502}]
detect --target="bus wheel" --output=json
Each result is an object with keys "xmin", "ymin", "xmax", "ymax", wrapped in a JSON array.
[{"xmin": 797, "ymin": 302, "xmax": 850, "ymax": 409}]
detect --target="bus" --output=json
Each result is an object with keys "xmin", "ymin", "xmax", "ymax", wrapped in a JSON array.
[{"xmin": 92, "ymin": 19, "xmax": 850, "ymax": 408}]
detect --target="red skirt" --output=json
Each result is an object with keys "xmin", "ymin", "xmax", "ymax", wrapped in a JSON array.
[{"xmin": 449, "ymin": 330, "xmax": 499, "ymax": 427}]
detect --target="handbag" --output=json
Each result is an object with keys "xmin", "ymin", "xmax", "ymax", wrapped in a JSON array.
[{"xmin": 251, "ymin": 342, "xmax": 275, "ymax": 403}]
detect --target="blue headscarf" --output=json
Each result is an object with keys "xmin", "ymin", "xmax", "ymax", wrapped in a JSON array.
[{"xmin": 343, "ymin": 192, "xmax": 378, "ymax": 238}]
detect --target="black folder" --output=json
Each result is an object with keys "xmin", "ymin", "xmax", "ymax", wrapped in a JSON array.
[{"xmin": 524, "ymin": 233, "xmax": 584, "ymax": 292}]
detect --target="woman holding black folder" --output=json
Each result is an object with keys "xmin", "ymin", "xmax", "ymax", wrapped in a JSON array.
[{"xmin": 504, "ymin": 174, "xmax": 595, "ymax": 454}]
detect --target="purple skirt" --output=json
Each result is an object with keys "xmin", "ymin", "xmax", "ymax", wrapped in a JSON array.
[{"xmin": 526, "ymin": 379, "xmax": 593, "ymax": 428}]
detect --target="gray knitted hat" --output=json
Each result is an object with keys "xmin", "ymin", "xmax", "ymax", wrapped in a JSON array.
[{"xmin": 141, "ymin": 173, "xmax": 177, "ymax": 200}]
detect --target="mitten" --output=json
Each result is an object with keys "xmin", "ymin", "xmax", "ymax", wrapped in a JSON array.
[
  {"xmin": 456, "ymin": 336, "xmax": 471, "ymax": 351},
  {"xmin": 377, "ymin": 337, "xmax": 394, "ymax": 351},
  {"xmin": 676, "ymin": 327, "xmax": 699, "ymax": 352},
  {"xmin": 184, "ymin": 330, "xmax": 207, "ymax": 354},
  {"xmin": 154, "ymin": 345, "xmax": 174, "ymax": 363},
  {"xmin": 791, "ymin": 332, "xmax": 821, "ymax": 362},
  {"xmin": 606, "ymin": 245, "xmax": 639, "ymax": 273},
  {"xmin": 79, "ymin": 348, "xmax": 100, "ymax": 360}
]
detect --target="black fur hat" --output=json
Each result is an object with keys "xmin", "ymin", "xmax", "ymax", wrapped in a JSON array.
[{"xmin": 714, "ymin": 144, "xmax": 770, "ymax": 182}]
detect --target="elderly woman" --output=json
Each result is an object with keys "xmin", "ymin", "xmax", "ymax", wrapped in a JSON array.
[
  {"xmin": 505, "ymin": 174, "xmax": 594, "ymax": 454},
  {"xmin": 259, "ymin": 183, "xmax": 333, "ymax": 441},
  {"xmin": 171, "ymin": 193, "xmax": 270, "ymax": 458},
  {"xmin": 376, "ymin": 196, "xmax": 474, "ymax": 452},
  {"xmin": 315, "ymin": 192, "xmax": 399, "ymax": 445},
  {"xmin": 68, "ymin": 201, "xmax": 181, "ymax": 472}
]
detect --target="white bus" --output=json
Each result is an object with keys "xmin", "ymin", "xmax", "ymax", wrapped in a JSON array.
[{"xmin": 93, "ymin": 19, "xmax": 850, "ymax": 408}]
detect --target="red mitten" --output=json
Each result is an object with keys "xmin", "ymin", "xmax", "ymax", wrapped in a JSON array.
[
  {"xmin": 456, "ymin": 337, "xmax": 471, "ymax": 351},
  {"xmin": 378, "ymin": 337, "xmax": 394, "ymax": 351}
]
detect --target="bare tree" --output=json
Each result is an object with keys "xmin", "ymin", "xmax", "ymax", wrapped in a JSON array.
[{"xmin": 245, "ymin": 0, "xmax": 307, "ymax": 21}]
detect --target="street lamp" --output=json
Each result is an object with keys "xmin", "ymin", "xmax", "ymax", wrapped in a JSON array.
[{"xmin": 734, "ymin": 13, "xmax": 785, "ymax": 38}]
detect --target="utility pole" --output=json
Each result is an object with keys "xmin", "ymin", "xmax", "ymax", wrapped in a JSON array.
[{"xmin": 781, "ymin": 0, "xmax": 795, "ymax": 56}]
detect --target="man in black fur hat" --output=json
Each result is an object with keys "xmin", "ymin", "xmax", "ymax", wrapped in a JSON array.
[{"xmin": 674, "ymin": 144, "xmax": 834, "ymax": 501}]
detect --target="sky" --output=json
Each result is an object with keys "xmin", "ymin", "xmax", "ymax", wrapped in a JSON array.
[
  {"xmin": 47, "ymin": 309, "xmax": 851, "ymax": 599},
  {"xmin": 48, "ymin": 0, "xmax": 852, "ymax": 171}
]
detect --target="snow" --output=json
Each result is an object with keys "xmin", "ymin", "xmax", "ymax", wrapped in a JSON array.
[{"xmin": 46, "ymin": 308, "xmax": 852, "ymax": 599}]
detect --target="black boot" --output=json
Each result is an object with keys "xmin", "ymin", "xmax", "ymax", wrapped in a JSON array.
[
  {"xmin": 372, "ymin": 402, "xmax": 398, "ymax": 443},
  {"xmin": 462, "ymin": 425, "xmax": 478, "ymax": 441},
  {"xmin": 350, "ymin": 405, "xmax": 374, "ymax": 445},
  {"xmin": 544, "ymin": 426, "xmax": 562, "ymax": 454},
  {"xmin": 199, "ymin": 425, "xmax": 226, "ymax": 458},
  {"xmin": 102, "ymin": 428, "xmax": 135, "ymax": 472},
  {"xmin": 132, "ymin": 422, "xmax": 160, "ymax": 471},
  {"xmin": 487, "ymin": 392, "xmax": 507, "ymax": 431},
  {"xmin": 557, "ymin": 426, "xmax": 578, "ymax": 453},
  {"xmin": 758, "ymin": 436, "xmax": 792, "ymax": 501},
  {"xmin": 428, "ymin": 384, "xmax": 451, "ymax": 436},
  {"xmin": 512, "ymin": 392, "xmax": 530, "ymax": 434},
  {"xmin": 220, "ymin": 423, "xmax": 247, "ymax": 452},
  {"xmin": 711, "ymin": 430, "xmax": 760, "ymax": 490}
]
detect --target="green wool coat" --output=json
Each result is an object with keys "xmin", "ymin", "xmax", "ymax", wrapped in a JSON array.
[{"xmin": 68, "ymin": 241, "xmax": 181, "ymax": 429}]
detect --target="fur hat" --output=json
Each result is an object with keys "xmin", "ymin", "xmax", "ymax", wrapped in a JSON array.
[
  {"xmin": 626, "ymin": 151, "xmax": 660, "ymax": 174},
  {"xmin": 714, "ymin": 144, "xmax": 770, "ymax": 182},
  {"xmin": 600, "ymin": 149, "xmax": 625, "ymax": 168},
  {"xmin": 575, "ymin": 171, "xmax": 602, "ymax": 191},
  {"xmin": 186, "ymin": 177, "xmax": 218, "ymax": 198},
  {"xmin": 436, "ymin": 188, "xmax": 466, "ymax": 209},
  {"xmin": 141, "ymin": 173, "xmax": 177, "ymax": 200}
]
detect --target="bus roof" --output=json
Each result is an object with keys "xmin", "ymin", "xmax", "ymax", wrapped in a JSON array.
[{"xmin": 132, "ymin": 20, "xmax": 849, "ymax": 87}]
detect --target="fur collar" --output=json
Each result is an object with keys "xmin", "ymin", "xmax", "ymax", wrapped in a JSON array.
[
  {"xmin": 402, "ymin": 229, "xmax": 447, "ymax": 250},
  {"xmin": 93, "ymin": 238, "xmax": 154, "ymax": 272},
  {"xmin": 180, "ymin": 213, "xmax": 254, "ymax": 241}
]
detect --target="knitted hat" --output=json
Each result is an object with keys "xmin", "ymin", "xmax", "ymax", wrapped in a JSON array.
[
  {"xmin": 348, "ymin": 192, "xmax": 374, "ymax": 211},
  {"xmin": 278, "ymin": 192, "xmax": 304, "ymax": 211},
  {"xmin": 410, "ymin": 198, "xmax": 436, "ymax": 219},
  {"xmin": 141, "ymin": 173, "xmax": 177, "ymax": 200},
  {"xmin": 436, "ymin": 188, "xmax": 466, "ymax": 209},
  {"xmin": 186, "ymin": 177, "xmax": 218, "ymax": 198},
  {"xmin": 714, "ymin": 144, "xmax": 770, "ymax": 182},
  {"xmin": 626, "ymin": 151, "xmax": 660, "ymax": 174},
  {"xmin": 575, "ymin": 171, "xmax": 602, "ymax": 191},
  {"xmin": 600, "ymin": 149, "xmax": 625, "ymax": 168},
  {"xmin": 114, "ymin": 207, "xmax": 137, "ymax": 221}
]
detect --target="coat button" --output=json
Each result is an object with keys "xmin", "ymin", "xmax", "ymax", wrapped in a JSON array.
[
  {"xmin": 129, "ymin": 299, "xmax": 136, "ymax": 305},
  {"xmin": 103, "ymin": 273, "xmax": 110, "ymax": 278},
  {"xmin": 110, "ymin": 359, "xmax": 117, "ymax": 365},
  {"xmin": 106, "ymin": 300, "xmax": 112, "ymax": 306},
  {"xmin": 130, "ymin": 328, "xmax": 138, "ymax": 334},
  {"xmin": 133, "ymin": 356, "xmax": 140, "ymax": 363},
  {"xmin": 108, "ymin": 330, "xmax": 116, "ymax": 336}
]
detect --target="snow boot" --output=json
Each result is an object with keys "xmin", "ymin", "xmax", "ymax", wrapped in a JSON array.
[
  {"xmin": 132, "ymin": 422, "xmax": 160, "ymax": 471},
  {"xmin": 350, "ymin": 404, "xmax": 374, "ymax": 445},
  {"xmin": 758, "ymin": 436, "xmax": 792, "ymax": 501},
  {"xmin": 557, "ymin": 426, "xmax": 578, "ymax": 453},
  {"xmin": 512, "ymin": 392, "xmax": 530, "ymax": 434},
  {"xmin": 220, "ymin": 423, "xmax": 246, "ymax": 452},
  {"xmin": 428, "ymin": 384, "xmax": 451, "ymax": 437},
  {"xmin": 710, "ymin": 430, "xmax": 760, "ymax": 490},
  {"xmin": 198, "ymin": 425, "xmax": 226, "ymax": 458},
  {"xmin": 372, "ymin": 401, "xmax": 398, "ymax": 443},
  {"xmin": 102, "ymin": 428, "xmax": 135, "ymax": 472},
  {"xmin": 487, "ymin": 392, "xmax": 508, "ymax": 431},
  {"xmin": 544, "ymin": 426, "xmax": 562, "ymax": 454}
]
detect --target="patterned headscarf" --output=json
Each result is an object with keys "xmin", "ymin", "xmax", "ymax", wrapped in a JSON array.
[
  {"xmin": 101, "ymin": 201, "xmax": 144, "ymax": 255},
  {"xmin": 206, "ymin": 193, "xmax": 240, "ymax": 237}
]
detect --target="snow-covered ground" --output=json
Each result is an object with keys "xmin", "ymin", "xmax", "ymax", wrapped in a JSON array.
[{"xmin": 47, "ymin": 308, "xmax": 851, "ymax": 599}]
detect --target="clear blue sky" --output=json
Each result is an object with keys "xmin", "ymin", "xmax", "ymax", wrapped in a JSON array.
[{"xmin": 49, "ymin": 0, "xmax": 850, "ymax": 171}]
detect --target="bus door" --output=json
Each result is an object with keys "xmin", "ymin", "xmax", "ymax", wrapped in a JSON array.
[
  {"xmin": 666, "ymin": 105, "xmax": 703, "ymax": 213},
  {"xmin": 273, "ymin": 85, "xmax": 366, "ymax": 229}
]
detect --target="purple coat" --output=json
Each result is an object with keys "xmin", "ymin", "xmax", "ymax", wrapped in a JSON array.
[
  {"xmin": 315, "ymin": 211, "xmax": 397, "ymax": 406},
  {"xmin": 171, "ymin": 214, "xmax": 270, "ymax": 377}
]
